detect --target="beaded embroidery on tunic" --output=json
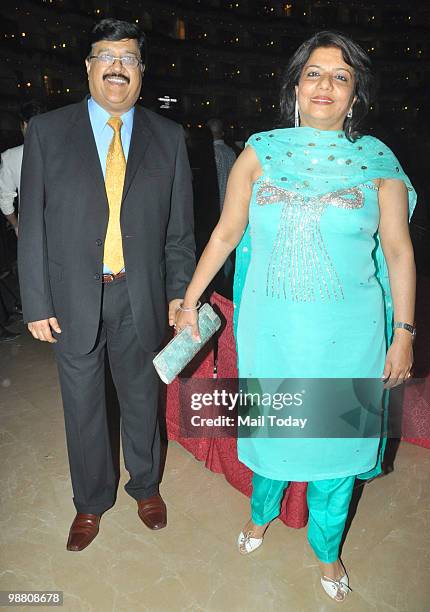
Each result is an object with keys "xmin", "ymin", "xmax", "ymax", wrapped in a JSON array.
[{"xmin": 256, "ymin": 181, "xmax": 365, "ymax": 301}]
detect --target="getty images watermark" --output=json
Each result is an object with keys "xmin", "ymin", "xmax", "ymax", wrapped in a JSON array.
[
  {"xmin": 190, "ymin": 388, "xmax": 308, "ymax": 430},
  {"xmin": 177, "ymin": 377, "xmax": 430, "ymax": 439}
]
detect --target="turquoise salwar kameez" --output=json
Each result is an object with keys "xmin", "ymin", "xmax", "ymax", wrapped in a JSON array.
[{"xmin": 233, "ymin": 128, "xmax": 416, "ymax": 560}]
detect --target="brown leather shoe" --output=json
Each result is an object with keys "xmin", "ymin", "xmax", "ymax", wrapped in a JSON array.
[
  {"xmin": 137, "ymin": 494, "xmax": 167, "ymax": 530},
  {"xmin": 66, "ymin": 513, "xmax": 100, "ymax": 551}
]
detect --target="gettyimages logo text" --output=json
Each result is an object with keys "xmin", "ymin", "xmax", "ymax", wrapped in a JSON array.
[{"xmin": 190, "ymin": 389, "xmax": 304, "ymax": 411}]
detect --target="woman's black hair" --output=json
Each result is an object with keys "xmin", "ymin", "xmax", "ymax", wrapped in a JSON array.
[
  {"xmin": 89, "ymin": 18, "xmax": 146, "ymax": 64},
  {"xmin": 279, "ymin": 31, "xmax": 373, "ymax": 141}
]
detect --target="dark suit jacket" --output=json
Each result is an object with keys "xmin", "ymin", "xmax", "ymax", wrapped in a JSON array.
[{"xmin": 18, "ymin": 98, "xmax": 195, "ymax": 355}]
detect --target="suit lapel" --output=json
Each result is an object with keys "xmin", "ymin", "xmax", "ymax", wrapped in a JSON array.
[
  {"xmin": 68, "ymin": 98, "xmax": 107, "ymax": 205},
  {"xmin": 67, "ymin": 100, "xmax": 153, "ymax": 206},
  {"xmin": 122, "ymin": 105, "xmax": 153, "ymax": 202}
]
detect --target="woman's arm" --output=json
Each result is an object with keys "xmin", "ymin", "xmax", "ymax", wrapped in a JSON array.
[
  {"xmin": 173, "ymin": 145, "xmax": 261, "ymax": 338},
  {"xmin": 378, "ymin": 178, "xmax": 416, "ymax": 387}
]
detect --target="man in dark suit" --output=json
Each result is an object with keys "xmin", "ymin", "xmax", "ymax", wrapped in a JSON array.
[{"xmin": 18, "ymin": 19, "xmax": 195, "ymax": 551}]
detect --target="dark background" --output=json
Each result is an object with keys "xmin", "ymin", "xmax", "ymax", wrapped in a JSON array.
[{"xmin": 1, "ymin": 0, "xmax": 429, "ymax": 253}]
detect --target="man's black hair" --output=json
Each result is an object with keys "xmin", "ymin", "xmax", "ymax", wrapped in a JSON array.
[{"xmin": 89, "ymin": 18, "xmax": 146, "ymax": 62}]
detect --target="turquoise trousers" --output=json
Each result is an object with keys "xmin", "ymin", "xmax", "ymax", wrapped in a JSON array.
[{"xmin": 251, "ymin": 472, "xmax": 356, "ymax": 563}]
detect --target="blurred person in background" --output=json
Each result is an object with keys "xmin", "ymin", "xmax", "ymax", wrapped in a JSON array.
[
  {"xmin": 207, "ymin": 118, "xmax": 236, "ymax": 213},
  {"xmin": 0, "ymin": 100, "xmax": 42, "ymax": 341},
  {"xmin": 0, "ymin": 100, "xmax": 44, "ymax": 236},
  {"xmin": 207, "ymin": 118, "xmax": 237, "ymax": 294}
]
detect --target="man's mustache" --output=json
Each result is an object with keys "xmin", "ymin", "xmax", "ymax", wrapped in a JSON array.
[{"xmin": 103, "ymin": 73, "xmax": 130, "ymax": 83}]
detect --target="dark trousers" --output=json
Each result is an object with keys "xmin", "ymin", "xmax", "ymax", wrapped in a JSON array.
[{"xmin": 54, "ymin": 276, "xmax": 160, "ymax": 514}]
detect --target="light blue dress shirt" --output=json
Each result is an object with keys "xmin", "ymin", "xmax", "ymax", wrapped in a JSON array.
[{"xmin": 87, "ymin": 97, "xmax": 134, "ymax": 273}]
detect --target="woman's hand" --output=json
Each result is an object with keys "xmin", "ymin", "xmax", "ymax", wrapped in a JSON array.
[
  {"xmin": 174, "ymin": 306, "xmax": 201, "ymax": 342},
  {"xmin": 382, "ymin": 331, "xmax": 414, "ymax": 388}
]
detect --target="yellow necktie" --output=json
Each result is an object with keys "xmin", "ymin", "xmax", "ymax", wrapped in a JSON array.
[{"xmin": 104, "ymin": 116, "xmax": 126, "ymax": 274}]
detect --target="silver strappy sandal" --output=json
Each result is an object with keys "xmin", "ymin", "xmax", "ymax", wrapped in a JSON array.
[
  {"xmin": 237, "ymin": 530, "xmax": 264, "ymax": 555},
  {"xmin": 320, "ymin": 573, "xmax": 352, "ymax": 602}
]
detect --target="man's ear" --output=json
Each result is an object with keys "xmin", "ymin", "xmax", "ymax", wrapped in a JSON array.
[{"xmin": 85, "ymin": 59, "xmax": 91, "ymax": 76}]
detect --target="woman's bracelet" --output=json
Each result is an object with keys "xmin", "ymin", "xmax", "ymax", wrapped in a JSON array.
[{"xmin": 178, "ymin": 300, "xmax": 201, "ymax": 312}]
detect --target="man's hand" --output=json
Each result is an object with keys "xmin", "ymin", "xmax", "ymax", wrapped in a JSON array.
[
  {"xmin": 28, "ymin": 318, "xmax": 61, "ymax": 343},
  {"xmin": 168, "ymin": 299, "xmax": 183, "ymax": 327}
]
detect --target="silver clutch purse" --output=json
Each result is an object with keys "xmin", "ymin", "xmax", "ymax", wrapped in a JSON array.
[{"xmin": 153, "ymin": 302, "xmax": 222, "ymax": 384}]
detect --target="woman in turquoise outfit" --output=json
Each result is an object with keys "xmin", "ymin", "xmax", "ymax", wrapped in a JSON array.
[{"xmin": 175, "ymin": 31, "xmax": 416, "ymax": 602}]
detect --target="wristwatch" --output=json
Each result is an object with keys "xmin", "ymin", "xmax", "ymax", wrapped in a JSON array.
[{"xmin": 393, "ymin": 322, "xmax": 416, "ymax": 338}]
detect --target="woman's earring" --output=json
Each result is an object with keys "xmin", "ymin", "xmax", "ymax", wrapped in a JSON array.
[
  {"xmin": 347, "ymin": 107, "xmax": 353, "ymax": 118},
  {"xmin": 295, "ymin": 98, "xmax": 300, "ymax": 127}
]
